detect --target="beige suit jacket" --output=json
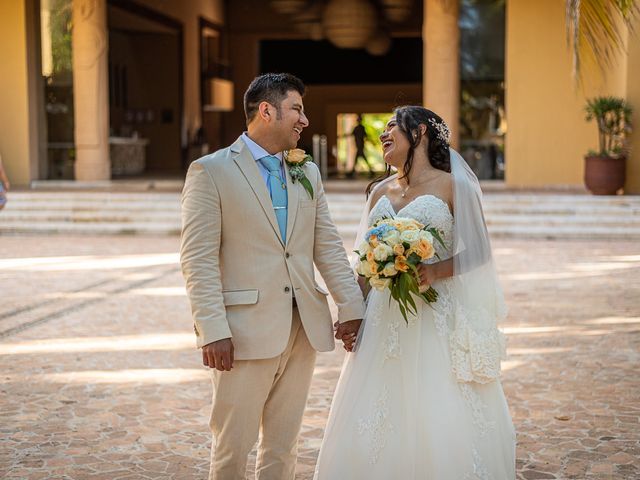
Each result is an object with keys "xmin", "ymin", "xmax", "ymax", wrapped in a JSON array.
[{"xmin": 180, "ymin": 136, "xmax": 365, "ymax": 359}]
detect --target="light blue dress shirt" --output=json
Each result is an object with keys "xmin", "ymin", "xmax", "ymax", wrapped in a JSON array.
[{"xmin": 241, "ymin": 132, "xmax": 285, "ymax": 194}]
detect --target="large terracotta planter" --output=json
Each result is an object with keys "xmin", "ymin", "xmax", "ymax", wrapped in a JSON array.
[{"xmin": 584, "ymin": 155, "xmax": 626, "ymax": 195}]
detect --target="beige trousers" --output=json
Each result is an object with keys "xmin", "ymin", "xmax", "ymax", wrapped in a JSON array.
[{"xmin": 208, "ymin": 308, "xmax": 317, "ymax": 480}]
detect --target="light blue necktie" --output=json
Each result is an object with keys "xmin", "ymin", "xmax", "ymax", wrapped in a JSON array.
[{"xmin": 259, "ymin": 155, "xmax": 288, "ymax": 243}]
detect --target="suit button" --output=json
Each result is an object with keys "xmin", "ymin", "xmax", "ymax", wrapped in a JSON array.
[
  {"xmin": 285, "ymin": 252, "xmax": 290, "ymax": 258},
  {"xmin": 284, "ymin": 286, "xmax": 290, "ymax": 293}
]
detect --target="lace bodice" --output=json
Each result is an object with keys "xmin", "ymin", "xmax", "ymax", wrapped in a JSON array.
[{"xmin": 368, "ymin": 194, "xmax": 454, "ymax": 260}]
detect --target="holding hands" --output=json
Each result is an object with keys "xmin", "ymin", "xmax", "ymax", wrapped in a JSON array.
[{"xmin": 335, "ymin": 319, "xmax": 362, "ymax": 352}]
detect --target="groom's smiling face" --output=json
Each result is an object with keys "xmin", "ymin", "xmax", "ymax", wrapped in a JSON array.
[{"xmin": 269, "ymin": 90, "xmax": 309, "ymax": 151}]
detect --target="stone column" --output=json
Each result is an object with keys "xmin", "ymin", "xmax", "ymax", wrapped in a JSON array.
[
  {"xmin": 423, "ymin": 0, "xmax": 460, "ymax": 148},
  {"xmin": 72, "ymin": 0, "xmax": 110, "ymax": 180}
]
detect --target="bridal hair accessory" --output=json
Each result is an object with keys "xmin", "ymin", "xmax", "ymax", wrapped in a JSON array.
[{"xmin": 428, "ymin": 117, "xmax": 451, "ymax": 144}]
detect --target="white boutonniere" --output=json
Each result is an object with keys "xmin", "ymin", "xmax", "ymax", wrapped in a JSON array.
[{"xmin": 285, "ymin": 149, "xmax": 314, "ymax": 199}]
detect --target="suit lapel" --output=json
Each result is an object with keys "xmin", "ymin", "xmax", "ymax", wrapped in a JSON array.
[
  {"xmin": 231, "ymin": 138, "xmax": 284, "ymax": 246},
  {"xmin": 284, "ymin": 160, "xmax": 299, "ymax": 244}
]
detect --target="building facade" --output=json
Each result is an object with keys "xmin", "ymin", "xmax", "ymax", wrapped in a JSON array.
[{"xmin": 1, "ymin": 0, "xmax": 639, "ymax": 192}]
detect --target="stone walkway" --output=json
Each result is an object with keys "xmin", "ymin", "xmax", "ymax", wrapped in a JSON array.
[{"xmin": 0, "ymin": 235, "xmax": 639, "ymax": 479}]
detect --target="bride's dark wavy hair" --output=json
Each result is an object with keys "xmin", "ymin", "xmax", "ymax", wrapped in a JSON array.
[{"xmin": 366, "ymin": 106, "xmax": 451, "ymax": 197}]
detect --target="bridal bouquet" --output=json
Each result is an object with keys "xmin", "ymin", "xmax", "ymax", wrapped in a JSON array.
[{"xmin": 355, "ymin": 217, "xmax": 445, "ymax": 323}]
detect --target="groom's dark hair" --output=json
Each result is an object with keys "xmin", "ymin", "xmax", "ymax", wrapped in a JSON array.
[{"xmin": 244, "ymin": 73, "xmax": 306, "ymax": 124}]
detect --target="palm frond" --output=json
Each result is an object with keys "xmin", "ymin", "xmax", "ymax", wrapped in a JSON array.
[{"xmin": 566, "ymin": 0, "xmax": 639, "ymax": 81}]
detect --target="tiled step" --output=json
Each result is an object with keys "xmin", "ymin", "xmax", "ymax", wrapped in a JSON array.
[
  {"xmin": 1, "ymin": 192, "xmax": 639, "ymax": 239},
  {"xmin": 0, "ymin": 221, "xmax": 182, "ymax": 236}
]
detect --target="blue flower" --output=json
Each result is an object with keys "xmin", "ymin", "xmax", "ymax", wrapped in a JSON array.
[{"xmin": 366, "ymin": 224, "xmax": 395, "ymax": 240}]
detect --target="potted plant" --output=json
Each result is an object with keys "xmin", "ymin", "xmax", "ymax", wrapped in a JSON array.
[{"xmin": 584, "ymin": 96, "xmax": 632, "ymax": 195}]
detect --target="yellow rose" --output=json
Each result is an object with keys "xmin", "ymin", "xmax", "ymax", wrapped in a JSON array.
[
  {"xmin": 417, "ymin": 239, "xmax": 435, "ymax": 260},
  {"xmin": 394, "ymin": 255, "xmax": 410, "ymax": 272},
  {"xmin": 369, "ymin": 235, "xmax": 379, "ymax": 247},
  {"xmin": 366, "ymin": 251, "xmax": 375, "ymax": 263},
  {"xmin": 369, "ymin": 261, "xmax": 379, "ymax": 275},
  {"xmin": 287, "ymin": 148, "xmax": 307, "ymax": 164},
  {"xmin": 369, "ymin": 276, "xmax": 391, "ymax": 291},
  {"xmin": 392, "ymin": 243, "xmax": 405, "ymax": 256},
  {"xmin": 395, "ymin": 218, "xmax": 422, "ymax": 230}
]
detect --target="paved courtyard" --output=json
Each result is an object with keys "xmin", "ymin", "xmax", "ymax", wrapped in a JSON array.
[{"xmin": 0, "ymin": 234, "xmax": 639, "ymax": 479}]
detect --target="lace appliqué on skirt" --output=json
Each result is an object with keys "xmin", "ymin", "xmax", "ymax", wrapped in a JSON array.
[
  {"xmin": 357, "ymin": 385, "xmax": 393, "ymax": 464},
  {"xmin": 459, "ymin": 383, "xmax": 496, "ymax": 438},
  {"xmin": 464, "ymin": 448, "xmax": 492, "ymax": 480},
  {"xmin": 450, "ymin": 305, "xmax": 507, "ymax": 384}
]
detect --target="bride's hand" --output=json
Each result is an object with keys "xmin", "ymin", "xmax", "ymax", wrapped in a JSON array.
[
  {"xmin": 417, "ymin": 263, "xmax": 438, "ymax": 289},
  {"xmin": 335, "ymin": 319, "xmax": 362, "ymax": 352},
  {"xmin": 342, "ymin": 333, "xmax": 357, "ymax": 352}
]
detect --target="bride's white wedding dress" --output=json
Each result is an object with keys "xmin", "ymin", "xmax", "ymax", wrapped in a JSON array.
[{"xmin": 314, "ymin": 194, "xmax": 516, "ymax": 480}]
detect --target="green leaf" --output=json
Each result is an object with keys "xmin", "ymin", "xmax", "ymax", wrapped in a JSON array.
[
  {"xmin": 398, "ymin": 302, "xmax": 408, "ymax": 324},
  {"xmin": 407, "ymin": 252, "xmax": 422, "ymax": 265},
  {"xmin": 428, "ymin": 227, "xmax": 447, "ymax": 249},
  {"xmin": 397, "ymin": 275, "xmax": 417, "ymax": 317},
  {"xmin": 405, "ymin": 290, "xmax": 417, "ymax": 313},
  {"xmin": 300, "ymin": 177, "xmax": 314, "ymax": 199},
  {"xmin": 406, "ymin": 273, "xmax": 420, "ymax": 295}
]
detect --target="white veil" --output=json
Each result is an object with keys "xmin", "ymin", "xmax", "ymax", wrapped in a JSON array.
[
  {"xmin": 448, "ymin": 148, "xmax": 507, "ymax": 384},
  {"xmin": 352, "ymin": 148, "xmax": 507, "ymax": 384}
]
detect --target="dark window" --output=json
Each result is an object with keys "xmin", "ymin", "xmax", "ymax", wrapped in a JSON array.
[{"xmin": 259, "ymin": 38, "xmax": 422, "ymax": 85}]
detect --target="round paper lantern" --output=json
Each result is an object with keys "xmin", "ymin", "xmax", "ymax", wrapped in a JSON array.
[
  {"xmin": 294, "ymin": 5, "xmax": 324, "ymax": 41},
  {"xmin": 270, "ymin": 0, "xmax": 307, "ymax": 15},
  {"xmin": 366, "ymin": 33, "xmax": 392, "ymax": 56},
  {"xmin": 381, "ymin": 0, "xmax": 412, "ymax": 23},
  {"xmin": 323, "ymin": 0, "xmax": 377, "ymax": 49}
]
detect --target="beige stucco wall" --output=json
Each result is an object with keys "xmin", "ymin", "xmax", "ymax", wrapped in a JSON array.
[
  {"xmin": 424, "ymin": 0, "xmax": 460, "ymax": 148},
  {"xmin": 505, "ymin": 0, "xmax": 630, "ymax": 189},
  {"xmin": 0, "ymin": 1, "xmax": 35, "ymax": 186},
  {"xmin": 626, "ymin": 16, "xmax": 640, "ymax": 193}
]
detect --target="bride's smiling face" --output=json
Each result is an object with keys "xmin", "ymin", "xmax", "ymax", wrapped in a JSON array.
[{"xmin": 380, "ymin": 116, "xmax": 410, "ymax": 169}]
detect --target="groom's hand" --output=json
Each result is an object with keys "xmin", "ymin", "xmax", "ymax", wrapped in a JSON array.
[
  {"xmin": 335, "ymin": 319, "xmax": 362, "ymax": 352},
  {"xmin": 202, "ymin": 338, "xmax": 234, "ymax": 371}
]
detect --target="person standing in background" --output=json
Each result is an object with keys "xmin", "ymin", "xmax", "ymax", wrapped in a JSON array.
[{"xmin": 347, "ymin": 114, "xmax": 375, "ymax": 177}]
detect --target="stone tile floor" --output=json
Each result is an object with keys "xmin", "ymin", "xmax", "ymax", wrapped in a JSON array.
[{"xmin": 0, "ymin": 235, "xmax": 638, "ymax": 479}]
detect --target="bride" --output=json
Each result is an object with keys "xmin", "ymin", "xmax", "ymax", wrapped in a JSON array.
[{"xmin": 314, "ymin": 106, "xmax": 516, "ymax": 479}]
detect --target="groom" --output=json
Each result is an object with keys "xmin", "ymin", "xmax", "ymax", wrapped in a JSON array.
[{"xmin": 180, "ymin": 73, "xmax": 365, "ymax": 479}]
